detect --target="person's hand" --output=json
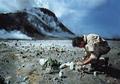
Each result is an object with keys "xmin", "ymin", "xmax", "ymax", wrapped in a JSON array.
[{"xmin": 76, "ymin": 61, "xmax": 83, "ymax": 66}]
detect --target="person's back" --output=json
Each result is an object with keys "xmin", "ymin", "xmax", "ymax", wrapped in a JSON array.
[
  {"xmin": 85, "ymin": 34, "xmax": 105, "ymax": 44},
  {"xmin": 84, "ymin": 34, "xmax": 110, "ymax": 59}
]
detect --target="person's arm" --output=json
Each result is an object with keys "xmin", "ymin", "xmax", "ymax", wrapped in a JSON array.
[
  {"xmin": 75, "ymin": 53, "xmax": 91, "ymax": 65},
  {"xmin": 82, "ymin": 53, "xmax": 96, "ymax": 65}
]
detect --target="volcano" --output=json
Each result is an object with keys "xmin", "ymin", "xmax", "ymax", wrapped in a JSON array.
[{"xmin": 0, "ymin": 7, "xmax": 75, "ymax": 39}]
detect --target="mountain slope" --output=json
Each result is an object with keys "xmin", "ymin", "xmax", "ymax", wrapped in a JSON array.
[{"xmin": 0, "ymin": 7, "xmax": 75, "ymax": 39}]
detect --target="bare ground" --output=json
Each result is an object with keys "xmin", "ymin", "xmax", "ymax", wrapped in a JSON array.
[{"xmin": 0, "ymin": 40, "xmax": 120, "ymax": 84}]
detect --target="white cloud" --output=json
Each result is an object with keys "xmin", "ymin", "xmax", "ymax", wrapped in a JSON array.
[
  {"xmin": 0, "ymin": 0, "xmax": 106, "ymax": 17},
  {"xmin": 0, "ymin": 29, "xmax": 32, "ymax": 39},
  {"xmin": 0, "ymin": 0, "xmax": 35, "ymax": 13},
  {"xmin": 33, "ymin": 0, "xmax": 106, "ymax": 17},
  {"xmin": 0, "ymin": 0, "xmax": 18, "ymax": 12}
]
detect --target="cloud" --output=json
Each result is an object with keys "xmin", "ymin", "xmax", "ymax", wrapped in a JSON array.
[
  {"xmin": 0, "ymin": 0, "xmax": 18, "ymax": 12},
  {"xmin": 0, "ymin": 0, "xmax": 106, "ymax": 20},
  {"xmin": 33, "ymin": 0, "xmax": 106, "ymax": 17},
  {"xmin": 0, "ymin": 0, "xmax": 35, "ymax": 13},
  {"xmin": 0, "ymin": 29, "xmax": 32, "ymax": 39}
]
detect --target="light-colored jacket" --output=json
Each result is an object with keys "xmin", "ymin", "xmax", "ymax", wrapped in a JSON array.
[{"xmin": 84, "ymin": 34, "xmax": 110, "ymax": 58}]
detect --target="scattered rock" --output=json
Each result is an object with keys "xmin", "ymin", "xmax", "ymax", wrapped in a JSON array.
[
  {"xmin": 22, "ymin": 56, "xmax": 27, "ymax": 59},
  {"xmin": 20, "ymin": 52, "xmax": 23, "ymax": 54},
  {"xmin": 117, "ymin": 52, "xmax": 120, "ymax": 56},
  {"xmin": 36, "ymin": 53, "xmax": 40, "ymax": 56},
  {"xmin": 59, "ymin": 70, "xmax": 67, "ymax": 78},
  {"xmin": 0, "ymin": 40, "xmax": 120, "ymax": 84},
  {"xmin": 15, "ymin": 43, "xmax": 18, "ymax": 46},
  {"xmin": 0, "ymin": 75, "xmax": 6, "ymax": 84}
]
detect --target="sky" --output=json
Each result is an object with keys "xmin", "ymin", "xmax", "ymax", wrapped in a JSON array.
[{"xmin": 0, "ymin": 0, "xmax": 120, "ymax": 38}]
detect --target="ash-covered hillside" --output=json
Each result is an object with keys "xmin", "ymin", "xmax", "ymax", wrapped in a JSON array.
[{"xmin": 0, "ymin": 8, "xmax": 75, "ymax": 39}]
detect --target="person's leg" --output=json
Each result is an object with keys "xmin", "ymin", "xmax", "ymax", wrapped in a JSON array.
[{"xmin": 90, "ymin": 59, "xmax": 99, "ymax": 71}]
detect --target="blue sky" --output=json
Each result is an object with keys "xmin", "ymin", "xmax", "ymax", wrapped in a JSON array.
[{"xmin": 0, "ymin": 0, "xmax": 120, "ymax": 38}]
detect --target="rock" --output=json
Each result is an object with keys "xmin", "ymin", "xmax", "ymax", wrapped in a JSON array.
[
  {"xmin": 69, "ymin": 62, "xmax": 75, "ymax": 70},
  {"xmin": 59, "ymin": 62, "xmax": 75, "ymax": 70},
  {"xmin": 39, "ymin": 58, "xmax": 47, "ymax": 66},
  {"xmin": 45, "ymin": 67, "xmax": 52, "ymax": 74},
  {"xmin": 93, "ymin": 71, "xmax": 97, "ymax": 76},
  {"xmin": 0, "ymin": 75, "xmax": 6, "ymax": 84},
  {"xmin": 23, "ymin": 76, "xmax": 29, "ymax": 82},
  {"xmin": 36, "ymin": 53, "xmax": 40, "ymax": 56},
  {"xmin": 59, "ymin": 62, "xmax": 70, "ymax": 69},
  {"xmin": 0, "ymin": 40, "xmax": 120, "ymax": 84},
  {"xmin": 5, "ymin": 76, "xmax": 12, "ymax": 84},
  {"xmin": 117, "ymin": 52, "xmax": 120, "ymax": 56},
  {"xmin": 20, "ymin": 82, "xmax": 27, "ymax": 84},
  {"xmin": 59, "ymin": 70, "xmax": 64, "ymax": 78},
  {"xmin": 22, "ymin": 56, "xmax": 27, "ymax": 59},
  {"xmin": 107, "ymin": 80, "xmax": 111, "ymax": 83},
  {"xmin": 53, "ymin": 77, "xmax": 59, "ymax": 81},
  {"xmin": 20, "ymin": 52, "xmax": 23, "ymax": 54}
]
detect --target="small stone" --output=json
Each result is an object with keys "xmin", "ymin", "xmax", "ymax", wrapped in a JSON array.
[
  {"xmin": 93, "ymin": 71, "xmax": 97, "ymax": 76},
  {"xmin": 45, "ymin": 67, "xmax": 52, "ymax": 74},
  {"xmin": 69, "ymin": 62, "xmax": 75, "ymax": 70},
  {"xmin": 22, "ymin": 56, "xmax": 27, "ymax": 58},
  {"xmin": 15, "ymin": 43, "xmax": 17, "ymax": 46},
  {"xmin": 117, "ymin": 52, "xmax": 120, "ymax": 55},
  {"xmin": 23, "ymin": 76, "xmax": 29, "ymax": 81},
  {"xmin": 59, "ymin": 70, "xmax": 65, "ymax": 78},
  {"xmin": 107, "ymin": 80, "xmax": 110, "ymax": 83},
  {"xmin": 39, "ymin": 58, "xmax": 47, "ymax": 66},
  {"xmin": 36, "ymin": 53, "xmax": 40, "ymax": 56},
  {"xmin": 59, "ymin": 63, "xmax": 69, "ymax": 69},
  {"xmin": 48, "ymin": 77, "xmax": 52, "ymax": 80},
  {"xmin": 0, "ymin": 75, "xmax": 5, "ymax": 84},
  {"xmin": 114, "ymin": 78, "xmax": 117, "ymax": 81},
  {"xmin": 20, "ymin": 82, "xmax": 27, "ymax": 84},
  {"xmin": 40, "ymin": 52, "xmax": 42, "ymax": 54},
  {"xmin": 21, "ymin": 52, "xmax": 23, "ymax": 54}
]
